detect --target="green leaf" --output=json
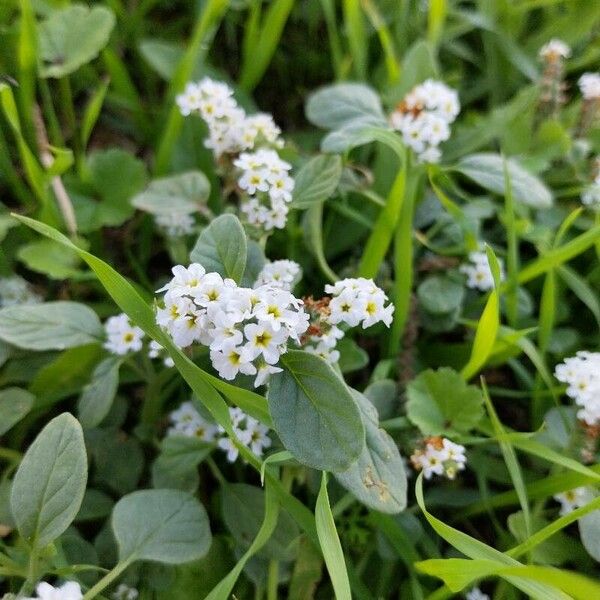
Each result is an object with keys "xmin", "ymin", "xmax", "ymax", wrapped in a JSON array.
[
  {"xmin": 76, "ymin": 488, "xmax": 114, "ymax": 522},
  {"xmin": 334, "ymin": 389, "xmax": 407, "ymax": 513},
  {"xmin": 388, "ymin": 39, "xmax": 438, "ymax": 102},
  {"xmin": 291, "ymin": 155, "xmax": 342, "ymax": 209},
  {"xmin": 406, "ymin": 367, "xmax": 484, "ymax": 435},
  {"xmin": 315, "ymin": 473, "xmax": 351, "ymax": 600},
  {"xmin": 579, "ymin": 504, "xmax": 600, "ymax": 562},
  {"xmin": 11, "ymin": 413, "xmax": 87, "ymax": 548},
  {"xmin": 417, "ymin": 275, "xmax": 465, "ymax": 315},
  {"xmin": 17, "ymin": 238, "xmax": 84, "ymax": 280},
  {"xmin": 112, "ymin": 489, "xmax": 211, "ymax": 564},
  {"xmin": 454, "ymin": 153, "xmax": 553, "ymax": 209},
  {"xmin": 38, "ymin": 5, "xmax": 116, "ymax": 78},
  {"xmin": 78, "ymin": 356, "xmax": 121, "ymax": 428},
  {"xmin": 267, "ymin": 350, "xmax": 365, "ymax": 472},
  {"xmin": 240, "ymin": 241, "xmax": 266, "ymax": 288},
  {"xmin": 0, "ymin": 387, "xmax": 35, "ymax": 435},
  {"xmin": 305, "ymin": 83, "xmax": 386, "ymax": 131},
  {"xmin": 221, "ymin": 483, "xmax": 299, "ymax": 561},
  {"xmin": 190, "ymin": 214, "xmax": 247, "ymax": 283},
  {"xmin": 337, "ymin": 337, "xmax": 369, "ymax": 374},
  {"xmin": 86, "ymin": 149, "xmax": 148, "ymax": 228},
  {"xmin": 139, "ymin": 39, "xmax": 185, "ymax": 80},
  {"xmin": 0, "ymin": 301, "xmax": 102, "ymax": 351},
  {"xmin": 131, "ymin": 171, "xmax": 210, "ymax": 216}
]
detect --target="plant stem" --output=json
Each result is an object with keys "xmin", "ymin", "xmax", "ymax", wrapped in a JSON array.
[
  {"xmin": 19, "ymin": 548, "xmax": 39, "ymax": 596},
  {"xmin": 266, "ymin": 559, "xmax": 279, "ymax": 600},
  {"xmin": 82, "ymin": 559, "xmax": 131, "ymax": 600},
  {"xmin": 58, "ymin": 76, "xmax": 82, "ymax": 176},
  {"xmin": 206, "ymin": 456, "xmax": 226, "ymax": 485}
]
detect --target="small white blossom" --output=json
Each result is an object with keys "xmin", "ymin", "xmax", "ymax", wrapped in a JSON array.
[
  {"xmin": 112, "ymin": 584, "xmax": 139, "ymax": 600},
  {"xmin": 104, "ymin": 313, "xmax": 145, "ymax": 356},
  {"xmin": 460, "ymin": 250, "xmax": 504, "ymax": 292},
  {"xmin": 155, "ymin": 212, "xmax": 195, "ymax": 237},
  {"xmin": 411, "ymin": 437, "xmax": 467, "ymax": 480},
  {"xmin": 539, "ymin": 39, "xmax": 571, "ymax": 61},
  {"xmin": 579, "ymin": 73, "xmax": 600, "ymax": 100},
  {"xmin": 148, "ymin": 340, "xmax": 175, "ymax": 367},
  {"xmin": 254, "ymin": 260, "xmax": 302, "ymax": 291},
  {"xmin": 390, "ymin": 79, "xmax": 460, "ymax": 163},
  {"xmin": 168, "ymin": 401, "xmax": 218, "ymax": 442},
  {"xmin": 0, "ymin": 275, "xmax": 41, "ymax": 307},
  {"xmin": 581, "ymin": 174, "xmax": 600, "ymax": 210},
  {"xmin": 555, "ymin": 351, "xmax": 600, "ymax": 425},
  {"xmin": 553, "ymin": 487, "xmax": 592, "ymax": 516},
  {"xmin": 23, "ymin": 582, "xmax": 82, "ymax": 600},
  {"xmin": 217, "ymin": 406, "xmax": 272, "ymax": 462}
]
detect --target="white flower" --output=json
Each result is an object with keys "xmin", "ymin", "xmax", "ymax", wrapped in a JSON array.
[
  {"xmin": 210, "ymin": 346, "xmax": 258, "ymax": 380},
  {"xmin": 217, "ymin": 407, "xmax": 272, "ymax": 462},
  {"xmin": 411, "ymin": 437, "xmax": 467, "ymax": 480},
  {"xmin": 539, "ymin": 39, "xmax": 571, "ymax": 61},
  {"xmin": 148, "ymin": 340, "xmax": 175, "ymax": 367},
  {"xmin": 254, "ymin": 260, "xmax": 302, "ymax": 291},
  {"xmin": 582, "ymin": 174, "xmax": 600, "ymax": 210},
  {"xmin": 554, "ymin": 351, "xmax": 600, "ymax": 425},
  {"xmin": 390, "ymin": 79, "xmax": 460, "ymax": 163},
  {"xmin": 218, "ymin": 436, "xmax": 240, "ymax": 462},
  {"xmin": 243, "ymin": 322, "xmax": 287, "ymax": 364},
  {"xmin": 0, "ymin": 276, "xmax": 41, "ymax": 307},
  {"xmin": 155, "ymin": 212, "xmax": 195, "ymax": 237},
  {"xmin": 460, "ymin": 250, "xmax": 504, "ymax": 292},
  {"xmin": 104, "ymin": 313, "xmax": 145, "ymax": 356},
  {"xmin": 243, "ymin": 417, "xmax": 272, "ymax": 456},
  {"xmin": 579, "ymin": 73, "xmax": 600, "ymax": 100},
  {"xmin": 465, "ymin": 588, "xmax": 490, "ymax": 600},
  {"xmin": 553, "ymin": 487, "xmax": 592, "ymax": 516},
  {"xmin": 325, "ymin": 278, "xmax": 394, "ymax": 329},
  {"xmin": 254, "ymin": 361, "xmax": 283, "ymax": 387},
  {"xmin": 305, "ymin": 340, "xmax": 341, "ymax": 364},
  {"xmin": 112, "ymin": 584, "xmax": 139, "ymax": 600},
  {"xmin": 23, "ymin": 582, "xmax": 83, "ymax": 600},
  {"xmin": 168, "ymin": 401, "xmax": 218, "ymax": 442}
]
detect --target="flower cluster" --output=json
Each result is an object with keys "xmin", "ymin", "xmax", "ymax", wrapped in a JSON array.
[
  {"xmin": 301, "ymin": 279, "xmax": 394, "ymax": 364},
  {"xmin": 553, "ymin": 487, "xmax": 592, "ymax": 516},
  {"xmin": 410, "ymin": 437, "xmax": 467, "ymax": 480},
  {"xmin": 554, "ymin": 351, "xmax": 600, "ymax": 425},
  {"xmin": 253, "ymin": 259, "xmax": 301, "ymax": 291},
  {"xmin": 23, "ymin": 581, "xmax": 82, "ymax": 600},
  {"xmin": 582, "ymin": 175, "xmax": 600, "ymax": 210},
  {"xmin": 168, "ymin": 402, "xmax": 271, "ymax": 462},
  {"xmin": 156, "ymin": 264, "xmax": 309, "ymax": 387},
  {"xmin": 390, "ymin": 79, "xmax": 460, "ymax": 163},
  {"xmin": 460, "ymin": 250, "xmax": 503, "ymax": 292},
  {"xmin": 0, "ymin": 275, "xmax": 41, "ymax": 307},
  {"xmin": 112, "ymin": 584, "xmax": 139, "ymax": 600},
  {"xmin": 235, "ymin": 149, "xmax": 294, "ymax": 230},
  {"xmin": 465, "ymin": 588, "xmax": 490, "ymax": 600},
  {"xmin": 104, "ymin": 313, "xmax": 145, "ymax": 356},
  {"xmin": 539, "ymin": 39, "xmax": 571, "ymax": 61},
  {"xmin": 176, "ymin": 77, "xmax": 282, "ymax": 158},
  {"xmin": 579, "ymin": 73, "xmax": 600, "ymax": 100},
  {"xmin": 148, "ymin": 340, "xmax": 175, "ymax": 368},
  {"xmin": 155, "ymin": 212, "xmax": 195, "ymax": 237}
]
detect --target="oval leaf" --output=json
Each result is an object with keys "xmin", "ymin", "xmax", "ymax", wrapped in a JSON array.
[
  {"xmin": 131, "ymin": 171, "xmax": 210, "ymax": 216},
  {"xmin": 267, "ymin": 350, "xmax": 364, "ymax": 472},
  {"xmin": 190, "ymin": 214, "xmax": 247, "ymax": 283},
  {"xmin": 0, "ymin": 387, "xmax": 35, "ymax": 436},
  {"xmin": 39, "ymin": 6, "xmax": 116, "ymax": 78},
  {"xmin": 455, "ymin": 153, "xmax": 553, "ymax": 209},
  {"xmin": 10, "ymin": 413, "xmax": 87, "ymax": 548},
  {"xmin": 78, "ymin": 356, "xmax": 121, "ymax": 428},
  {"xmin": 112, "ymin": 489, "xmax": 211, "ymax": 564},
  {"xmin": 306, "ymin": 83, "xmax": 386, "ymax": 131},
  {"xmin": 0, "ymin": 301, "xmax": 103, "ymax": 350},
  {"xmin": 291, "ymin": 155, "xmax": 342, "ymax": 209},
  {"xmin": 334, "ymin": 390, "xmax": 407, "ymax": 513}
]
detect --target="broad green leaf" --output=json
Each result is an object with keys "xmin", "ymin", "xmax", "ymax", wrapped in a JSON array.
[
  {"xmin": 315, "ymin": 473, "xmax": 351, "ymax": 600},
  {"xmin": 221, "ymin": 483, "xmax": 299, "ymax": 561},
  {"xmin": 291, "ymin": 155, "xmax": 342, "ymax": 208},
  {"xmin": 267, "ymin": 350, "xmax": 364, "ymax": 472},
  {"xmin": 11, "ymin": 413, "xmax": 87, "ymax": 548},
  {"xmin": 320, "ymin": 119, "xmax": 385, "ymax": 153},
  {"xmin": 78, "ymin": 356, "xmax": 121, "ymax": 428},
  {"xmin": 305, "ymin": 83, "xmax": 386, "ymax": 130},
  {"xmin": 17, "ymin": 239, "xmax": 84, "ymax": 280},
  {"xmin": 112, "ymin": 489, "xmax": 211, "ymax": 564},
  {"xmin": 364, "ymin": 378, "xmax": 397, "ymax": 420},
  {"xmin": 0, "ymin": 387, "xmax": 35, "ymax": 435},
  {"xmin": 387, "ymin": 39, "xmax": 438, "ymax": 102},
  {"xmin": 406, "ymin": 368, "xmax": 484, "ymax": 435},
  {"xmin": 0, "ymin": 301, "xmax": 102, "ymax": 351},
  {"xmin": 38, "ymin": 5, "xmax": 115, "ymax": 78},
  {"xmin": 86, "ymin": 149, "xmax": 148, "ymax": 228},
  {"xmin": 454, "ymin": 153, "xmax": 553, "ymax": 208},
  {"xmin": 240, "ymin": 241, "xmax": 266, "ymax": 288},
  {"xmin": 334, "ymin": 389, "xmax": 407, "ymax": 513},
  {"xmin": 578, "ymin": 504, "xmax": 600, "ymax": 562},
  {"xmin": 131, "ymin": 171, "xmax": 210, "ymax": 216},
  {"xmin": 190, "ymin": 214, "xmax": 247, "ymax": 283},
  {"xmin": 417, "ymin": 275, "xmax": 465, "ymax": 315},
  {"xmin": 337, "ymin": 337, "xmax": 369, "ymax": 374},
  {"xmin": 139, "ymin": 39, "xmax": 185, "ymax": 80},
  {"xmin": 76, "ymin": 488, "xmax": 114, "ymax": 522}
]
